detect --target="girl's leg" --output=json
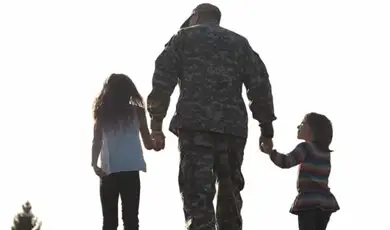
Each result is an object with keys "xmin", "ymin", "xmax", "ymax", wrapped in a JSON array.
[
  {"xmin": 298, "ymin": 211, "xmax": 316, "ymax": 230},
  {"xmin": 100, "ymin": 174, "xmax": 120, "ymax": 230},
  {"xmin": 119, "ymin": 171, "xmax": 140, "ymax": 230},
  {"xmin": 315, "ymin": 210, "xmax": 331, "ymax": 230}
]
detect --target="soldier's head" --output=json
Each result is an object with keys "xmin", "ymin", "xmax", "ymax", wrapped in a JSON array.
[
  {"xmin": 22, "ymin": 201, "xmax": 32, "ymax": 213},
  {"xmin": 180, "ymin": 3, "xmax": 221, "ymax": 29}
]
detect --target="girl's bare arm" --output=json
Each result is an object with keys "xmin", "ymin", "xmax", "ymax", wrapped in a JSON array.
[
  {"xmin": 136, "ymin": 106, "xmax": 154, "ymax": 150},
  {"xmin": 91, "ymin": 121, "xmax": 103, "ymax": 166}
]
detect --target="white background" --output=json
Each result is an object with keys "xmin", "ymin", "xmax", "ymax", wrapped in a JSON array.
[{"xmin": 0, "ymin": 0, "xmax": 389, "ymax": 229}]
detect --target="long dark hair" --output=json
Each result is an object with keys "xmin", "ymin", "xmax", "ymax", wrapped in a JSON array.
[
  {"xmin": 93, "ymin": 73, "xmax": 144, "ymax": 130},
  {"xmin": 305, "ymin": 112, "xmax": 333, "ymax": 152}
]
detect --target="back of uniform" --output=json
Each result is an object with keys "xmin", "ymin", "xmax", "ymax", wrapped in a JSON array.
[
  {"xmin": 13, "ymin": 214, "xmax": 33, "ymax": 230},
  {"xmin": 147, "ymin": 4, "xmax": 276, "ymax": 230}
]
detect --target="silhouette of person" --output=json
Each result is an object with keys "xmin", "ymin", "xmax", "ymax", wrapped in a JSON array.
[
  {"xmin": 147, "ymin": 3, "xmax": 276, "ymax": 229},
  {"xmin": 11, "ymin": 201, "xmax": 41, "ymax": 230}
]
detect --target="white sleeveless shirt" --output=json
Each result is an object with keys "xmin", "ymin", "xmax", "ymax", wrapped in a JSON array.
[{"xmin": 100, "ymin": 118, "xmax": 146, "ymax": 175}]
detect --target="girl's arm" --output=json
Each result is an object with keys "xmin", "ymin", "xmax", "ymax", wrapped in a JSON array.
[
  {"xmin": 269, "ymin": 142, "xmax": 308, "ymax": 169},
  {"xmin": 136, "ymin": 106, "xmax": 154, "ymax": 150},
  {"xmin": 91, "ymin": 121, "xmax": 103, "ymax": 167}
]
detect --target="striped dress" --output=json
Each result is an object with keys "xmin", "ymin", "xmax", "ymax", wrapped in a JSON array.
[{"xmin": 269, "ymin": 141, "xmax": 340, "ymax": 215}]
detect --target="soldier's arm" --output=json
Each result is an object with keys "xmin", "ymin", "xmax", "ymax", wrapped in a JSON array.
[
  {"xmin": 32, "ymin": 217, "xmax": 42, "ymax": 230},
  {"xmin": 11, "ymin": 214, "xmax": 19, "ymax": 230},
  {"xmin": 242, "ymin": 43, "xmax": 276, "ymax": 138},
  {"xmin": 147, "ymin": 33, "xmax": 182, "ymax": 131},
  {"xmin": 136, "ymin": 106, "xmax": 154, "ymax": 150},
  {"xmin": 269, "ymin": 142, "xmax": 308, "ymax": 169}
]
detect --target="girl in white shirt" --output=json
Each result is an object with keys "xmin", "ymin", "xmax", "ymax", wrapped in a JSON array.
[{"xmin": 91, "ymin": 73, "xmax": 154, "ymax": 230}]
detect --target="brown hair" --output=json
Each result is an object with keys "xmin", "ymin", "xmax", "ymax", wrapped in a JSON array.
[
  {"xmin": 305, "ymin": 112, "xmax": 333, "ymax": 152},
  {"xmin": 93, "ymin": 74, "xmax": 144, "ymax": 131}
]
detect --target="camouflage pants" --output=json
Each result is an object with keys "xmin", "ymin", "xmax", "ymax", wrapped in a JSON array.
[{"xmin": 178, "ymin": 130, "xmax": 246, "ymax": 230}]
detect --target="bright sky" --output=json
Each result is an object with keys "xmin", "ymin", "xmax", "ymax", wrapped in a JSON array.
[{"xmin": 1, "ymin": 0, "xmax": 389, "ymax": 229}]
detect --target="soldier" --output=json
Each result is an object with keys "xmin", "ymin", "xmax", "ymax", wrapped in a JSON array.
[
  {"xmin": 11, "ymin": 201, "xmax": 42, "ymax": 230},
  {"xmin": 147, "ymin": 3, "xmax": 276, "ymax": 230}
]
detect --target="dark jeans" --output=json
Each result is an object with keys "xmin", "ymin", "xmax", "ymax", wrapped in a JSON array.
[
  {"xmin": 298, "ymin": 209, "xmax": 332, "ymax": 230},
  {"xmin": 100, "ymin": 171, "xmax": 140, "ymax": 230}
]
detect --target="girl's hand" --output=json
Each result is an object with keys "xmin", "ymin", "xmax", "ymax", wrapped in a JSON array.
[
  {"xmin": 144, "ymin": 137, "xmax": 154, "ymax": 150},
  {"xmin": 259, "ymin": 136, "xmax": 273, "ymax": 154},
  {"xmin": 151, "ymin": 130, "xmax": 165, "ymax": 151},
  {"xmin": 260, "ymin": 142, "xmax": 273, "ymax": 154},
  {"xmin": 93, "ymin": 165, "xmax": 107, "ymax": 178}
]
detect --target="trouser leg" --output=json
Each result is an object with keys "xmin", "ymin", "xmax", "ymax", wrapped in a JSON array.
[
  {"xmin": 100, "ymin": 173, "xmax": 120, "ymax": 230},
  {"xmin": 119, "ymin": 171, "xmax": 140, "ymax": 230},
  {"xmin": 214, "ymin": 134, "xmax": 246, "ymax": 230},
  {"xmin": 178, "ymin": 130, "xmax": 217, "ymax": 230}
]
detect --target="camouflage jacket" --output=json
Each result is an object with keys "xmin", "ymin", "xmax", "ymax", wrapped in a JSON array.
[
  {"xmin": 147, "ymin": 23, "xmax": 276, "ymax": 138},
  {"xmin": 12, "ymin": 212, "xmax": 41, "ymax": 230}
]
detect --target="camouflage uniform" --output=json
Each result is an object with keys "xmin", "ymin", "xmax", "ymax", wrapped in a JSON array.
[
  {"xmin": 12, "ymin": 212, "xmax": 41, "ymax": 230},
  {"xmin": 147, "ymin": 4, "xmax": 276, "ymax": 229},
  {"xmin": 178, "ymin": 130, "xmax": 246, "ymax": 230}
]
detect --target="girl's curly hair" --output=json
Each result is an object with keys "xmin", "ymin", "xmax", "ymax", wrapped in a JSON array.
[
  {"xmin": 93, "ymin": 73, "xmax": 144, "ymax": 130},
  {"xmin": 305, "ymin": 112, "xmax": 333, "ymax": 152}
]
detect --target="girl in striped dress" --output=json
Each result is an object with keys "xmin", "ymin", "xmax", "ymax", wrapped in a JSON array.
[{"xmin": 262, "ymin": 112, "xmax": 339, "ymax": 230}]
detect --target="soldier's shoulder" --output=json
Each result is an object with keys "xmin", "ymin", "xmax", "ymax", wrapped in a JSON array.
[
  {"xmin": 219, "ymin": 27, "xmax": 250, "ymax": 43},
  {"xmin": 178, "ymin": 25, "xmax": 251, "ymax": 49},
  {"xmin": 178, "ymin": 24, "xmax": 207, "ymax": 37},
  {"xmin": 180, "ymin": 25, "xmax": 244, "ymax": 38},
  {"xmin": 221, "ymin": 27, "xmax": 247, "ymax": 38}
]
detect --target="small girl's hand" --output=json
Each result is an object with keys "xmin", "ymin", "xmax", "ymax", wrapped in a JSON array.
[
  {"xmin": 151, "ymin": 131, "xmax": 165, "ymax": 151},
  {"xmin": 260, "ymin": 142, "xmax": 273, "ymax": 154}
]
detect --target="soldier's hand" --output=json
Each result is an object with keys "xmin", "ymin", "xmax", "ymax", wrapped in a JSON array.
[
  {"xmin": 151, "ymin": 130, "xmax": 165, "ymax": 151},
  {"xmin": 259, "ymin": 136, "xmax": 273, "ymax": 154}
]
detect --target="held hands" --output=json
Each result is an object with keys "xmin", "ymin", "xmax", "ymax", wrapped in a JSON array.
[
  {"xmin": 259, "ymin": 136, "xmax": 273, "ymax": 154},
  {"xmin": 144, "ymin": 136, "xmax": 155, "ymax": 150},
  {"xmin": 151, "ymin": 130, "xmax": 165, "ymax": 151}
]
